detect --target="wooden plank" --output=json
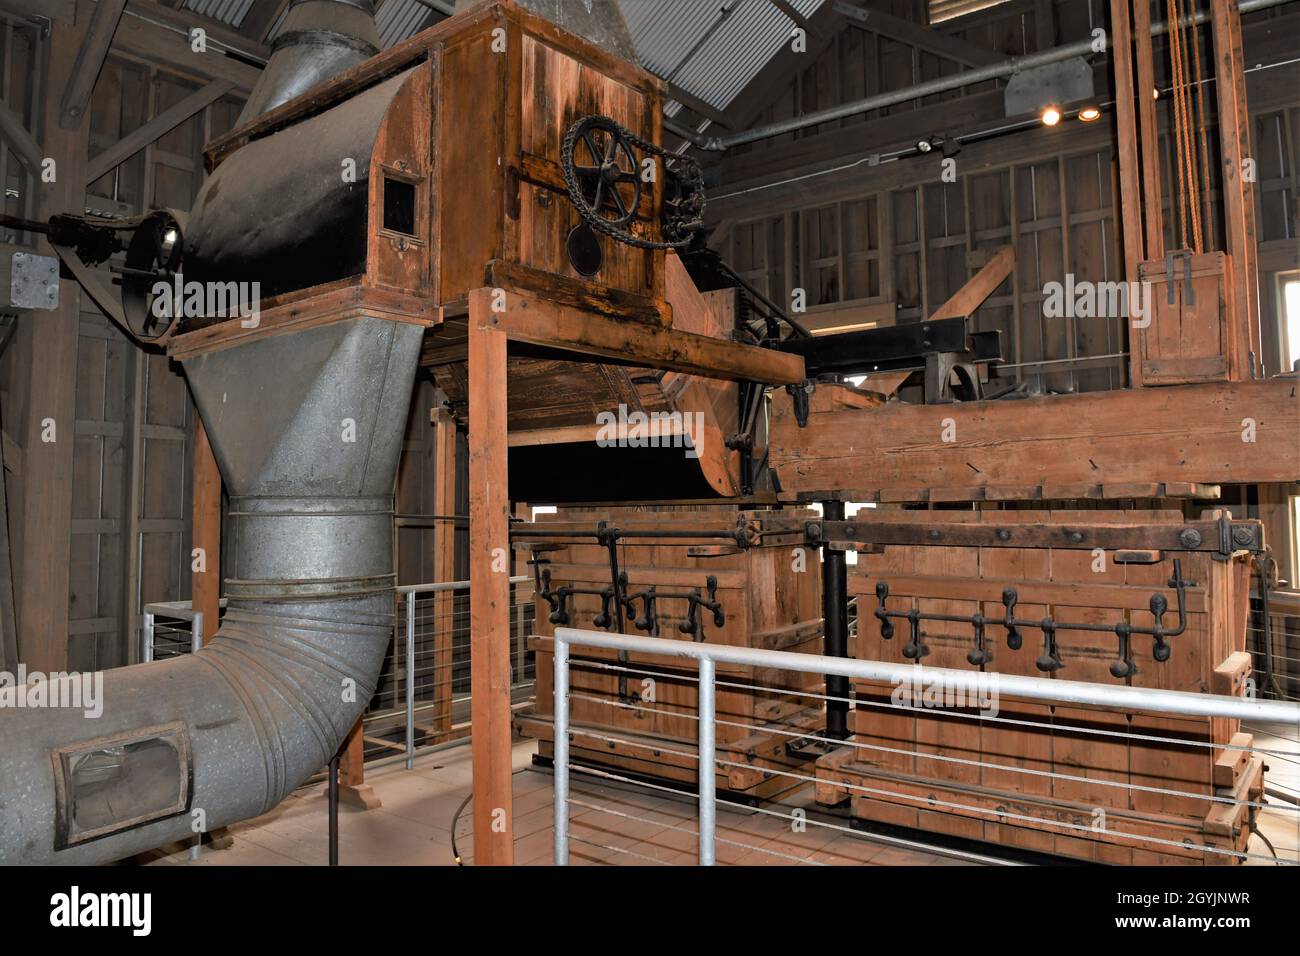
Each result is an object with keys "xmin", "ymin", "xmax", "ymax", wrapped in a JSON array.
[
  {"xmin": 770, "ymin": 377, "xmax": 1300, "ymax": 501},
  {"xmin": 84, "ymin": 78, "xmax": 234, "ymax": 185},
  {"xmin": 467, "ymin": 289, "xmax": 514, "ymax": 865},
  {"xmin": 0, "ymin": 104, "xmax": 45, "ymax": 175},
  {"xmin": 487, "ymin": 289, "xmax": 805, "ymax": 385},
  {"xmin": 927, "ymin": 244, "xmax": 1014, "ymax": 321},
  {"xmin": 834, "ymin": 2, "xmax": 1005, "ymax": 67},
  {"xmin": 13, "ymin": 15, "xmax": 85, "ymax": 672},
  {"xmin": 58, "ymin": 0, "xmax": 127, "ymax": 130}
]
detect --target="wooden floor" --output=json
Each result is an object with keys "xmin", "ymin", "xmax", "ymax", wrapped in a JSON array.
[{"xmin": 141, "ymin": 730, "xmax": 1299, "ymax": 867}]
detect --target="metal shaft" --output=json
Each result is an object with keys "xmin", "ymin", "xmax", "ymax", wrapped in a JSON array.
[
  {"xmin": 697, "ymin": 656, "xmax": 716, "ymax": 866},
  {"xmin": 821, "ymin": 500, "xmax": 850, "ymax": 739},
  {"xmin": 553, "ymin": 637, "xmax": 570, "ymax": 865}
]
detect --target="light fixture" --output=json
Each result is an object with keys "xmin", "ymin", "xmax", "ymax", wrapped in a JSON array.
[
  {"xmin": 1077, "ymin": 106, "xmax": 1102, "ymax": 122},
  {"xmin": 1040, "ymin": 106, "xmax": 1062, "ymax": 127},
  {"xmin": 916, "ymin": 138, "xmax": 933, "ymax": 153},
  {"xmin": 1153, "ymin": 87, "xmax": 1160, "ymax": 100}
]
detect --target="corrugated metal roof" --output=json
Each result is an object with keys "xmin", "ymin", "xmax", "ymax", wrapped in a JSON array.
[
  {"xmin": 375, "ymin": 0, "xmax": 442, "ymax": 48},
  {"xmin": 616, "ymin": 0, "xmax": 825, "ymax": 117},
  {"xmin": 179, "ymin": 0, "xmax": 827, "ymax": 121},
  {"xmin": 180, "ymin": 0, "xmax": 256, "ymax": 28}
]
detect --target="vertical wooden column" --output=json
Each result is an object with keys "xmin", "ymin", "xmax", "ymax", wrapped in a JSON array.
[
  {"xmin": 467, "ymin": 288, "xmax": 514, "ymax": 865},
  {"xmin": 1210, "ymin": 0, "xmax": 1262, "ymax": 376},
  {"xmin": 431, "ymin": 406, "xmax": 459, "ymax": 736},
  {"xmin": 13, "ymin": 13, "xmax": 87, "ymax": 671},
  {"xmin": 1131, "ymin": 0, "xmax": 1164, "ymax": 258},
  {"xmin": 335, "ymin": 716, "xmax": 381, "ymax": 809},
  {"xmin": 1109, "ymin": 0, "xmax": 1146, "ymax": 389},
  {"xmin": 192, "ymin": 418, "xmax": 221, "ymax": 638}
]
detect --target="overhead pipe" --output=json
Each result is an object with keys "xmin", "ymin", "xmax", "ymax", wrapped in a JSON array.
[{"xmin": 668, "ymin": 0, "xmax": 1289, "ymax": 150}]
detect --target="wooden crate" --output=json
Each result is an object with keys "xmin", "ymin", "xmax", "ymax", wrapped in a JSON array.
[
  {"xmin": 817, "ymin": 507, "xmax": 1262, "ymax": 864},
  {"xmin": 518, "ymin": 507, "xmax": 825, "ymax": 796}
]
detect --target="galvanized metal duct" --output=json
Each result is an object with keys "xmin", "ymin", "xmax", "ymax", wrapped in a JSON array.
[
  {"xmin": 236, "ymin": 0, "xmax": 382, "ymax": 127},
  {"xmin": 0, "ymin": 317, "xmax": 422, "ymax": 864}
]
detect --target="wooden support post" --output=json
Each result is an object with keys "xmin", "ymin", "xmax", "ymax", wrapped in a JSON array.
[
  {"xmin": 58, "ymin": 0, "xmax": 127, "ymax": 130},
  {"xmin": 333, "ymin": 716, "xmax": 381, "ymax": 810},
  {"xmin": 1210, "ymin": 0, "xmax": 1262, "ymax": 376},
  {"xmin": 1132, "ymin": 0, "xmax": 1164, "ymax": 257},
  {"xmin": 1109, "ymin": 0, "xmax": 1146, "ymax": 388},
  {"xmin": 192, "ymin": 417, "xmax": 221, "ymax": 638},
  {"xmin": 431, "ymin": 405, "xmax": 459, "ymax": 736},
  {"xmin": 467, "ymin": 288, "xmax": 514, "ymax": 866},
  {"xmin": 13, "ymin": 16, "xmax": 86, "ymax": 672}
]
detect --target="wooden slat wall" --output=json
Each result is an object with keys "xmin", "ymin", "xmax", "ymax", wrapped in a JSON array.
[
  {"xmin": 714, "ymin": 1, "xmax": 1300, "ymax": 388},
  {"xmin": 0, "ymin": 34, "xmax": 247, "ymax": 668}
]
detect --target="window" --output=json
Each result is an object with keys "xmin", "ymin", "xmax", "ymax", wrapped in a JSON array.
[
  {"xmin": 1281, "ymin": 274, "xmax": 1300, "ymax": 374},
  {"xmin": 382, "ymin": 176, "xmax": 418, "ymax": 237}
]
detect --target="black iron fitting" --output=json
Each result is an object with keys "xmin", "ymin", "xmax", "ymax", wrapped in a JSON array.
[{"xmin": 871, "ymin": 559, "xmax": 1192, "ymax": 678}]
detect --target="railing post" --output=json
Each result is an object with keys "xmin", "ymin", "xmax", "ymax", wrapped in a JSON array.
[
  {"xmin": 405, "ymin": 591, "xmax": 416, "ymax": 771},
  {"xmin": 698, "ymin": 656, "xmax": 716, "ymax": 866},
  {"xmin": 553, "ymin": 634, "xmax": 570, "ymax": 865},
  {"xmin": 142, "ymin": 609, "xmax": 154, "ymax": 663},
  {"xmin": 192, "ymin": 610, "xmax": 204, "ymax": 652}
]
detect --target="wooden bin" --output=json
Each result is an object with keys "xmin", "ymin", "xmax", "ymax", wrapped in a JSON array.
[
  {"xmin": 814, "ymin": 508, "xmax": 1264, "ymax": 864},
  {"xmin": 517, "ymin": 508, "xmax": 825, "ymax": 798}
]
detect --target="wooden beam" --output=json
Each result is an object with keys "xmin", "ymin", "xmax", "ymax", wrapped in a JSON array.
[
  {"xmin": 192, "ymin": 417, "xmax": 221, "ymax": 638},
  {"xmin": 0, "ymin": 0, "xmax": 75, "ymax": 24},
  {"xmin": 769, "ymin": 377, "xmax": 1300, "ymax": 501},
  {"xmin": 833, "ymin": 1, "xmax": 1004, "ymax": 67},
  {"xmin": 927, "ymin": 244, "xmax": 1014, "ymax": 321},
  {"xmin": 238, "ymin": 0, "xmax": 289, "ymax": 42},
  {"xmin": 85, "ymin": 78, "xmax": 234, "ymax": 185},
  {"xmin": 724, "ymin": 0, "xmax": 845, "ymax": 131},
  {"xmin": 114, "ymin": 2, "xmax": 264, "ymax": 93},
  {"xmin": 0, "ymin": 104, "xmax": 45, "ymax": 175},
  {"xmin": 487, "ymin": 289, "xmax": 805, "ymax": 385},
  {"xmin": 1109, "ymin": 0, "xmax": 1145, "ymax": 390},
  {"xmin": 666, "ymin": 81, "xmax": 731, "ymax": 129},
  {"xmin": 1210, "ymin": 0, "xmax": 1263, "ymax": 377},
  {"xmin": 467, "ymin": 288, "xmax": 514, "ymax": 866},
  {"xmin": 58, "ymin": 0, "xmax": 127, "ymax": 131},
  {"xmin": 14, "ymin": 15, "xmax": 86, "ymax": 671}
]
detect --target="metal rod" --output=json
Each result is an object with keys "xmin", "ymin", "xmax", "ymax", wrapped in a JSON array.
[
  {"xmin": 674, "ymin": 0, "xmax": 1289, "ymax": 150},
  {"xmin": 142, "ymin": 610, "xmax": 154, "ymax": 663},
  {"xmin": 396, "ymin": 575, "xmax": 529, "ymax": 596},
  {"xmin": 552, "ymin": 627, "xmax": 1300, "ymax": 724},
  {"xmin": 697, "ymin": 656, "xmax": 716, "ymax": 866},
  {"xmin": 328, "ymin": 752, "xmax": 339, "ymax": 866},
  {"xmin": 405, "ymin": 593, "xmax": 416, "ymax": 771},
  {"xmin": 553, "ymin": 635, "xmax": 570, "ymax": 866},
  {"xmin": 191, "ymin": 611, "xmax": 204, "ymax": 652},
  {"xmin": 821, "ymin": 500, "xmax": 850, "ymax": 739}
]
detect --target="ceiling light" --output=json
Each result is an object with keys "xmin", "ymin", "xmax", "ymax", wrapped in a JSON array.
[
  {"xmin": 1078, "ymin": 106, "xmax": 1101, "ymax": 122},
  {"xmin": 916, "ymin": 138, "xmax": 932, "ymax": 153},
  {"xmin": 1040, "ymin": 106, "xmax": 1062, "ymax": 127}
]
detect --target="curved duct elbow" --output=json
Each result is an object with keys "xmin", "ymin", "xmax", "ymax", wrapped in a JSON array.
[
  {"xmin": 236, "ymin": 0, "xmax": 381, "ymax": 126},
  {"xmin": 0, "ymin": 318, "xmax": 422, "ymax": 864}
]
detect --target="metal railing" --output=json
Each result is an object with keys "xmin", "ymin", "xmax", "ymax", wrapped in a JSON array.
[
  {"xmin": 381, "ymin": 576, "xmax": 535, "ymax": 769},
  {"xmin": 142, "ymin": 599, "xmax": 227, "ymax": 661},
  {"xmin": 550, "ymin": 627, "xmax": 1300, "ymax": 866}
]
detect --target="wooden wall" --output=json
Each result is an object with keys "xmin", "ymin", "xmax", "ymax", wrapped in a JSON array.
[{"xmin": 708, "ymin": 0, "xmax": 1300, "ymax": 390}]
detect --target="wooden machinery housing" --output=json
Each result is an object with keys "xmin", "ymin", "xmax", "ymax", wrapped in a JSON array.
[{"xmin": 518, "ymin": 508, "xmax": 825, "ymax": 800}]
